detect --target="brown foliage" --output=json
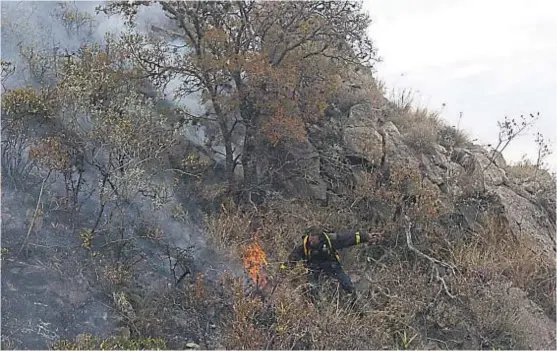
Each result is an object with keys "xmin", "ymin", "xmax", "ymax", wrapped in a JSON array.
[
  {"xmin": 101, "ymin": 0, "xmax": 378, "ymax": 192},
  {"xmin": 29, "ymin": 136, "xmax": 72, "ymax": 172},
  {"xmin": 260, "ymin": 105, "xmax": 308, "ymax": 146}
]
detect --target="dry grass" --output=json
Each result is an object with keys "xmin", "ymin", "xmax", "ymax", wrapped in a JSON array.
[
  {"xmin": 387, "ymin": 88, "xmax": 471, "ymax": 154},
  {"xmin": 506, "ymin": 158, "xmax": 556, "ymax": 187},
  {"xmin": 51, "ymin": 334, "xmax": 166, "ymax": 350},
  {"xmin": 203, "ymin": 202, "xmax": 254, "ymax": 260},
  {"xmin": 221, "ymin": 266, "xmax": 427, "ymax": 350},
  {"xmin": 452, "ymin": 216, "xmax": 556, "ymax": 318},
  {"xmin": 199, "ymin": 158, "xmax": 555, "ymax": 349},
  {"xmin": 388, "ymin": 89, "xmax": 444, "ymax": 153},
  {"xmin": 101, "ymin": 263, "xmax": 133, "ymax": 288}
]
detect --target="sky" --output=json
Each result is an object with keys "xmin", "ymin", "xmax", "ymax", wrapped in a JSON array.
[{"xmin": 363, "ymin": 0, "xmax": 557, "ymax": 171}]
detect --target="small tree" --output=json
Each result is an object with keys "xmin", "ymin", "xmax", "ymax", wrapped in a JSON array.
[
  {"xmin": 1, "ymin": 87, "xmax": 57, "ymax": 186},
  {"xmin": 99, "ymin": 0, "xmax": 378, "ymax": 201},
  {"xmin": 53, "ymin": 37, "xmax": 182, "ymax": 230},
  {"xmin": 485, "ymin": 112, "xmax": 539, "ymax": 170}
]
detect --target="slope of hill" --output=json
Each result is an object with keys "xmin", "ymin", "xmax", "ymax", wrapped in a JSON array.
[{"xmin": 1, "ymin": 1, "xmax": 555, "ymax": 350}]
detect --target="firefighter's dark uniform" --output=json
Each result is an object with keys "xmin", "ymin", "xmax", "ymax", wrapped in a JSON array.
[{"xmin": 280, "ymin": 230, "xmax": 371, "ymax": 294}]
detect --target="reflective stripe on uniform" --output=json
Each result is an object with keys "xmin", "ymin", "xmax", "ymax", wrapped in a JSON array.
[
  {"xmin": 303, "ymin": 235, "xmax": 310, "ymax": 257},
  {"xmin": 355, "ymin": 231, "xmax": 361, "ymax": 245},
  {"xmin": 323, "ymin": 233, "xmax": 334, "ymax": 250}
]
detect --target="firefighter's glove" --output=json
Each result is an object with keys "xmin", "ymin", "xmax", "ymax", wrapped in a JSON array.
[
  {"xmin": 360, "ymin": 231, "xmax": 385, "ymax": 245},
  {"xmin": 278, "ymin": 263, "xmax": 288, "ymax": 280},
  {"xmin": 369, "ymin": 231, "xmax": 386, "ymax": 245}
]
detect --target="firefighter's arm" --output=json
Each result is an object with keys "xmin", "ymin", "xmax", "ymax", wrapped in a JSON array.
[
  {"xmin": 328, "ymin": 231, "xmax": 377, "ymax": 249},
  {"xmin": 279, "ymin": 245, "xmax": 305, "ymax": 271}
]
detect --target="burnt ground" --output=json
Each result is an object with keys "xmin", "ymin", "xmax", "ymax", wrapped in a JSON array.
[
  {"xmin": 1, "ymin": 185, "xmax": 118, "ymax": 349},
  {"xmin": 0, "ymin": 176, "xmax": 240, "ymax": 350}
]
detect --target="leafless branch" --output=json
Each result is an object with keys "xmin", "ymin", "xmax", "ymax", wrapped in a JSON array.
[
  {"xmin": 164, "ymin": 168, "xmax": 202, "ymax": 179},
  {"xmin": 485, "ymin": 113, "xmax": 539, "ymax": 171},
  {"xmin": 404, "ymin": 215, "xmax": 456, "ymax": 298}
]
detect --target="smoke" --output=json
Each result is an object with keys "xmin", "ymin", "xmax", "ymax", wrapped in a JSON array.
[
  {"xmin": 1, "ymin": 0, "xmax": 242, "ymax": 280},
  {"xmin": 1, "ymin": 2, "xmax": 246, "ymax": 348},
  {"xmin": 1, "ymin": 1, "xmax": 89, "ymax": 88}
]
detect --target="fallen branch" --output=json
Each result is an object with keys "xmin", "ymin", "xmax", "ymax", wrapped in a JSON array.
[
  {"xmin": 404, "ymin": 215, "xmax": 456, "ymax": 298},
  {"xmin": 164, "ymin": 168, "xmax": 202, "ymax": 180},
  {"xmin": 17, "ymin": 170, "xmax": 51, "ymax": 258}
]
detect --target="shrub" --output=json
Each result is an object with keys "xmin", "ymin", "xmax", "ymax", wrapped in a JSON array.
[{"xmin": 438, "ymin": 124, "xmax": 470, "ymax": 149}]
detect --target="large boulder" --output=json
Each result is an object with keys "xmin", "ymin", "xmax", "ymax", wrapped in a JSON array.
[
  {"xmin": 490, "ymin": 185, "xmax": 556, "ymax": 258},
  {"xmin": 266, "ymin": 139, "xmax": 328, "ymax": 202},
  {"xmin": 450, "ymin": 147, "xmax": 507, "ymax": 196},
  {"xmin": 342, "ymin": 104, "xmax": 384, "ymax": 166}
]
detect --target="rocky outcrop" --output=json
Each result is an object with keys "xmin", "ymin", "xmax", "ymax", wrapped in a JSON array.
[
  {"xmin": 475, "ymin": 282, "xmax": 557, "ymax": 350},
  {"xmin": 178, "ymin": 100, "xmax": 556, "ymax": 261},
  {"xmin": 267, "ymin": 139, "xmax": 328, "ymax": 202},
  {"xmin": 342, "ymin": 103, "xmax": 384, "ymax": 167},
  {"xmin": 320, "ymin": 102, "xmax": 556, "ymax": 348},
  {"xmin": 312, "ymin": 103, "xmax": 556, "ymax": 259},
  {"xmin": 491, "ymin": 185, "xmax": 556, "ymax": 255}
]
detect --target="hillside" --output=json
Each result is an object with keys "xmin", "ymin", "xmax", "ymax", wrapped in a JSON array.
[{"xmin": 1, "ymin": 1, "xmax": 556, "ymax": 350}]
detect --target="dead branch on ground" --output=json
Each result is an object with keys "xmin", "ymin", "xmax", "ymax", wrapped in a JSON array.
[
  {"xmin": 404, "ymin": 215, "xmax": 456, "ymax": 298},
  {"xmin": 17, "ymin": 170, "xmax": 52, "ymax": 258}
]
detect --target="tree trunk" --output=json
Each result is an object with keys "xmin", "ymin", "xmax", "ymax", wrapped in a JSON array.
[
  {"xmin": 212, "ymin": 101, "xmax": 237, "ymax": 195},
  {"xmin": 242, "ymin": 124, "xmax": 258, "ymax": 191},
  {"xmin": 239, "ymin": 96, "xmax": 259, "ymax": 201}
]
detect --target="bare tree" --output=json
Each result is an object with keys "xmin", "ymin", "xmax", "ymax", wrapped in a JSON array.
[{"xmin": 485, "ymin": 112, "xmax": 539, "ymax": 170}]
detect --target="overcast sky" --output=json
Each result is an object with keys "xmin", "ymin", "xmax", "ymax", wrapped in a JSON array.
[{"xmin": 363, "ymin": 0, "xmax": 556, "ymax": 170}]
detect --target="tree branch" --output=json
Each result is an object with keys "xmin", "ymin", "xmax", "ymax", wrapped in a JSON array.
[
  {"xmin": 404, "ymin": 215, "xmax": 456, "ymax": 298},
  {"xmin": 17, "ymin": 170, "xmax": 51, "ymax": 258}
]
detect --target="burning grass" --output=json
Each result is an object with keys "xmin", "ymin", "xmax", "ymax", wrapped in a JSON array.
[{"xmin": 242, "ymin": 233, "xmax": 269, "ymax": 290}]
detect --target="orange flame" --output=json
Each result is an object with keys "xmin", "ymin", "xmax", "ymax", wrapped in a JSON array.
[{"xmin": 242, "ymin": 235, "xmax": 268, "ymax": 289}]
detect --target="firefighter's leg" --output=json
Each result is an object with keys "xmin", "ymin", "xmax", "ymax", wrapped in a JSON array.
[
  {"xmin": 329, "ymin": 264, "xmax": 355, "ymax": 294},
  {"xmin": 300, "ymin": 269, "xmax": 321, "ymax": 301}
]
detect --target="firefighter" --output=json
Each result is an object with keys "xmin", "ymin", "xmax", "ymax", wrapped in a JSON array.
[{"xmin": 280, "ymin": 226, "xmax": 382, "ymax": 295}]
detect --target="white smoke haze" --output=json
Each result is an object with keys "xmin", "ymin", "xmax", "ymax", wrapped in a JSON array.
[
  {"xmin": 1, "ymin": 0, "xmax": 243, "ymax": 282},
  {"xmin": 2, "ymin": 5, "xmax": 245, "ymax": 343}
]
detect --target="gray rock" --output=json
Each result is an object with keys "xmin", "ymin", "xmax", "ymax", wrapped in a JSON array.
[
  {"xmin": 185, "ymin": 341, "xmax": 200, "ymax": 349},
  {"xmin": 282, "ymin": 102, "xmax": 556, "ymax": 270},
  {"xmin": 271, "ymin": 139, "xmax": 328, "ymax": 202},
  {"xmin": 380, "ymin": 121, "xmax": 420, "ymax": 169},
  {"xmin": 343, "ymin": 104, "xmax": 384, "ymax": 166},
  {"xmin": 481, "ymin": 282, "xmax": 556, "ymax": 350},
  {"xmin": 490, "ymin": 185, "xmax": 556, "ymax": 258},
  {"xmin": 343, "ymin": 126, "xmax": 383, "ymax": 166},
  {"xmin": 347, "ymin": 103, "xmax": 382, "ymax": 126}
]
